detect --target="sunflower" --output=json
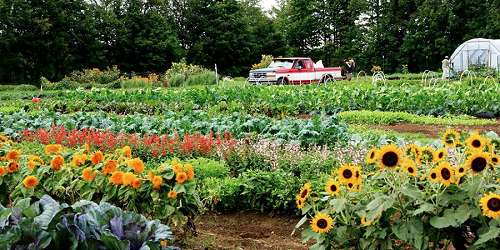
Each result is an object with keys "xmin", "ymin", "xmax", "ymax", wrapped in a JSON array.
[
  {"xmin": 441, "ymin": 128, "xmax": 460, "ymax": 148},
  {"xmin": 122, "ymin": 172, "xmax": 136, "ymax": 186},
  {"xmin": 480, "ymin": 193, "xmax": 500, "ymax": 219},
  {"xmin": 82, "ymin": 167, "xmax": 96, "ymax": 181},
  {"xmin": 152, "ymin": 175, "xmax": 163, "ymax": 190},
  {"xmin": 102, "ymin": 160, "xmax": 118, "ymax": 175},
  {"xmin": 91, "ymin": 151, "xmax": 104, "ymax": 165},
  {"xmin": 131, "ymin": 178, "xmax": 141, "ymax": 189},
  {"xmin": 402, "ymin": 158, "xmax": 417, "ymax": 177},
  {"xmin": 0, "ymin": 166, "xmax": 7, "ymax": 176},
  {"xmin": 347, "ymin": 181, "xmax": 362, "ymax": 192},
  {"xmin": 465, "ymin": 152, "xmax": 490, "ymax": 174},
  {"xmin": 176, "ymin": 172, "xmax": 188, "ymax": 184},
  {"xmin": 109, "ymin": 171, "xmax": 124, "ymax": 185},
  {"xmin": 377, "ymin": 144, "xmax": 403, "ymax": 169},
  {"xmin": 418, "ymin": 146, "xmax": 435, "ymax": 164},
  {"xmin": 310, "ymin": 213, "xmax": 333, "ymax": 234},
  {"xmin": 168, "ymin": 190, "xmax": 178, "ymax": 199},
  {"xmin": 437, "ymin": 162, "xmax": 455, "ymax": 186},
  {"xmin": 296, "ymin": 195, "xmax": 305, "ymax": 209},
  {"xmin": 455, "ymin": 165, "xmax": 467, "ymax": 177},
  {"xmin": 428, "ymin": 168, "xmax": 439, "ymax": 183},
  {"xmin": 366, "ymin": 148, "xmax": 378, "ymax": 164},
  {"xmin": 325, "ymin": 179, "xmax": 340, "ymax": 196},
  {"xmin": 465, "ymin": 133, "xmax": 486, "ymax": 152},
  {"xmin": 299, "ymin": 182, "xmax": 312, "ymax": 200},
  {"xmin": 338, "ymin": 164, "xmax": 357, "ymax": 183},
  {"xmin": 51, "ymin": 155, "xmax": 64, "ymax": 171},
  {"xmin": 7, "ymin": 161, "xmax": 19, "ymax": 173},
  {"xmin": 490, "ymin": 154, "xmax": 499, "ymax": 167},
  {"xmin": 44, "ymin": 144, "xmax": 63, "ymax": 155},
  {"xmin": 433, "ymin": 148, "xmax": 447, "ymax": 163},
  {"xmin": 404, "ymin": 143, "xmax": 420, "ymax": 158},
  {"xmin": 122, "ymin": 146, "xmax": 132, "ymax": 158},
  {"xmin": 22, "ymin": 175, "xmax": 39, "ymax": 188},
  {"xmin": 126, "ymin": 158, "xmax": 144, "ymax": 174},
  {"xmin": 6, "ymin": 150, "xmax": 20, "ymax": 161}
]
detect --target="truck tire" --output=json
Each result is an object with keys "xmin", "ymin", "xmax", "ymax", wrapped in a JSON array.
[
  {"xmin": 321, "ymin": 75, "xmax": 334, "ymax": 85},
  {"xmin": 277, "ymin": 77, "xmax": 288, "ymax": 85}
]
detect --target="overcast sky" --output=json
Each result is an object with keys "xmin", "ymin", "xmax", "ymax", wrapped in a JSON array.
[{"xmin": 260, "ymin": 0, "xmax": 278, "ymax": 11}]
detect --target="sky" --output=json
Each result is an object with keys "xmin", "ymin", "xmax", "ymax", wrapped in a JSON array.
[{"xmin": 260, "ymin": 0, "xmax": 278, "ymax": 11}]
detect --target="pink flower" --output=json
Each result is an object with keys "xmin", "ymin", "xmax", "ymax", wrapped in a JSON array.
[{"xmin": 32, "ymin": 97, "xmax": 41, "ymax": 103}]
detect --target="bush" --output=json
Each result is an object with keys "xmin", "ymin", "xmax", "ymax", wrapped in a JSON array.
[
  {"xmin": 0, "ymin": 84, "xmax": 38, "ymax": 91},
  {"xmin": 189, "ymin": 158, "xmax": 229, "ymax": 180},
  {"xmin": 184, "ymin": 71, "xmax": 217, "ymax": 86},
  {"xmin": 251, "ymin": 55, "xmax": 273, "ymax": 70},
  {"xmin": 163, "ymin": 61, "xmax": 217, "ymax": 87},
  {"xmin": 64, "ymin": 66, "xmax": 121, "ymax": 85},
  {"xmin": 0, "ymin": 195, "xmax": 173, "ymax": 249}
]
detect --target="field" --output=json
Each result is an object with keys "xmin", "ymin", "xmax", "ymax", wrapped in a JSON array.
[{"xmin": 0, "ymin": 76, "xmax": 499, "ymax": 249}]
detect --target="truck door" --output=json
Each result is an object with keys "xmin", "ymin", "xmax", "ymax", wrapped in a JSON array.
[{"xmin": 288, "ymin": 59, "xmax": 315, "ymax": 84}]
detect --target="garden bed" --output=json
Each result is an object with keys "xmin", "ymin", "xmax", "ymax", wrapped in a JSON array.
[{"xmin": 367, "ymin": 121, "xmax": 500, "ymax": 138}]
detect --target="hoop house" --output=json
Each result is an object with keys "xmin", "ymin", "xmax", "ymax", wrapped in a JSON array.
[{"xmin": 450, "ymin": 38, "xmax": 500, "ymax": 72}]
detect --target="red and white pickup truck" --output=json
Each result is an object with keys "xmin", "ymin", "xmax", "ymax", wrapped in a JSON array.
[{"xmin": 248, "ymin": 57, "xmax": 342, "ymax": 84}]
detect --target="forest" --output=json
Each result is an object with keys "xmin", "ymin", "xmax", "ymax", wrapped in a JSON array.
[{"xmin": 0, "ymin": 0, "xmax": 498, "ymax": 84}]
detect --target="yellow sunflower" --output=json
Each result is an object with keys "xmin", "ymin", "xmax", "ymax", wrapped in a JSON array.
[
  {"xmin": 436, "ymin": 162, "xmax": 455, "ymax": 186},
  {"xmin": 366, "ymin": 148, "xmax": 378, "ymax": 164},
  {"xmin": 401, "ymin": 158, "xmax": 417, "ymax": 177},
  {"xmin": 455, "ymin": 165, "xmax": 467, "ymax": 177},
  {"xmin": 377, "ymin": 144, "xmax": 403, "ymax": 169},
  {"xmin": 441, "ymin": 128, "xmax": 460, "ymax": 148},
  {"xmin": 296, "ymin": 195, "xmax": 305, "ymax": 209},
  {"xmin": 325, "ymin": 179, "xmax": 340, "ymax": 196},
  {"xmin": 428, "ymin": 168, "xmax": 439, "ymax": 183},
  {"xmin": 299, "ymin": 182, "xmax": 312, "ymax": 200},
  {"xmin": 479, "ymin": 193, "xmax": 500, "ymax": 219},
  {"xmin": 465, "ymin": 133, "xmax": 487, "ymax": 152},
  {"xmin": 338, "ymin": 164, "xmax": 356, "ymax": 183},
  {"xmin": 490, "ymin": 153, "xmax": 499, "ymax": 167},
  {"xmin": 433, "ymin": 148, "xmax": 447, "ymax": 163},
  {"xmin": 310, "ymin": 213, "xmax": 334, "ymax": 234},
  {"xmin": 418, "ymin": 146, "xmax": 435, "ymax": 165},
  {"xmin": 404, "ymin": 143, "xmax": 421, "ymax": 160},
  {"xmin": 465, "ymin": 152, "xmax": 490, "ymax": 174}
]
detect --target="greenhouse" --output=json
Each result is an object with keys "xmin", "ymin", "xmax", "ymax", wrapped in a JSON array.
[{"xmin": 450, "ymin": 38, "xmax": 500, "ymax": 72}]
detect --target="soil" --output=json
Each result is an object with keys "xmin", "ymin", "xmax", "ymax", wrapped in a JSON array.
[
  {"xmin": 367, "ymin": 122, "xmax": 500, "ymax": 138},
  {"xmin": 184, "ymin": 212, "xmax": 308, "ymax": 250}
]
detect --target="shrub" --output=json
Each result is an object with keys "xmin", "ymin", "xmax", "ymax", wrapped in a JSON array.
[
  {"xmin": 189, "ymin": 158, "xmax": 229, "ymax": 180},
  {"xmin": 64, "ymin": 66, "xmax": 121, "ymax": 85},
  {"xmin": 184, "ymin": 71, "xmax": 217, "ymax": 86},
  {"xmin": 163, "ymin": 61, "xmax": 217, "ymax": 87},
  {"xmin": 251, "ymin": 55, "xmax": 273, "ymax": 70}
]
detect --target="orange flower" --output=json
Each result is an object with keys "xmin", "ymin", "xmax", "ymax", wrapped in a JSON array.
[
  {"xmin": 0, "ymin": 166, "xmax": 6, "ymax": 176},
  {"xmin": 28, "ymin": 155, "xmax": 44, "ymax": 164},
  {"xmin": 23, "ymin": 175, "xmax": 39, "ymax": 188},
  {"xmin": 45, "ymin": 144, "xmax": 63, "ymax": 155},
  {"xmin": 123, "ymin": 172, "xmax": 136, "ymax": 186},
  {"xmin": 7, "ymin": 161, "xmax": 19, "ymax": 173},
  {"xmin": 85, "ymin": 143, "xmax": 91, "ymax": 153},
  {"xmin": 109, "ymin": 171, "xmax": 124, "ymax": 185},
  {"xmin": 71, "ymin": 153, "xmax": 87, "ymax": 167},
  {"xmin": 122, "ymin": 146, "xmax": 132, "ymax": 158},
  {"xmin": 176, "ymin": 172, "xmax": 188, "ymax": 184},
  {"xmin": 132, "ymin": 178, "xmax": 141, "ymax": 189},
  {"xmin": 148, "ymin": 171, "xmax": 154, "ymax": 180},
  {"xmin": 91, "ymin": 151, "xmax": 104, "ymax": 165},
  {"xmin": 102, "ymin": 160, "xmax": 118, "ymax": 175},
  {"xmin": 82, "ymin": 167, "xmax": 96, "ymax": 181},
  {"xmin": 185, "ymin": 164, "xmax": 195, "ymax": 180},
  {"xmin": 168, "ymin": 190, "xmax": 177, "ymax": 199},
  {"xmin": 172, "ymin": 162, "xmax": 182, "ymax": 173},
  {"xmin": 27, "ymin": 160, "xmax": 37, "ymax": 170},
  {"xmin": 127, "ymin": 158, "xmax": 144, "ymax": 174},
  {"xmin": 6, "ymin": 150, "xmax": 20, "ymax": 161},
  {"xmin": 152, "ymin": 175, "xmax": 163, "ymax": 190},
  {"xmin": 51, "ymin": 155, "xmax": 64, "ymax": 171}
]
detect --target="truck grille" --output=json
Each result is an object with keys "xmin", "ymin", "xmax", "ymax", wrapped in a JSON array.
[{"xmin": 251, "ymin": 72, "xmax": 267, "ymax": 78}]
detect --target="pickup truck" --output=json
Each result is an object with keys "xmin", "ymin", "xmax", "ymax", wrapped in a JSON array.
[{"xmin": 248, "ymin": 57, "xmax": 342, "ymax": 84}]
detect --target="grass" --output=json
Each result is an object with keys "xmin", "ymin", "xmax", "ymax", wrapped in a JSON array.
[
  {"xmin": 349, "ymin": 124, "xmax": 435, "ymax": 144},
  {"xmin": 338, "ymin": 110, "xmax": 496, "ymax": 126}
]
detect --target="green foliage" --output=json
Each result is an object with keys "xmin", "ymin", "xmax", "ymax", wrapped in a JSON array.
[
  {"xmin": 251, "ymin": 55, "xmax": 273, "ymax": 70},
  {"xmin": 0, "ymin": 195, "xmax": 173, "ymax": 249},
  {"xmin": 189, "ymin": 158, "xmax": 229, "ymax": 180},
  {"xmin": 339, "ymin": 110, "xmax": 496, "ymax": 126},
  {"xmin": 164, "ymin": 61, "xmax": 216, "ymax": 87},
  {"xmin": 0, "ymin": 84, "xmax": 38, "ymax": 91}
]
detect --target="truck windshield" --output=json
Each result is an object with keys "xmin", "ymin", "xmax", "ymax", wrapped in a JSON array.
[{"xmin": 268, "ymin": 60, "xmax": 294, "ymax": 69}]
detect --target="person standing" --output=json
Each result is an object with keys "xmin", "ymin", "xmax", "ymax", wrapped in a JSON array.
[
  {"xmin": 442, "ymin": 56, "xmax": 450, "ymax": 79},
  {"xmin": 345, "ymin": 59, "xmax": 355, "ymax": 81}
]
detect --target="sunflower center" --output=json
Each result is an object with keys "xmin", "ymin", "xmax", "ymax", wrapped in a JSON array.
[
  {"xmin": 330, "ymin": 185, "xmax": 337, "ymax": 192},
  {"xmin": 316, "ymin": 219, "xmax": 328, "ymax": 229},
  {"xmin": 382, "ymin": 152, "xmax": 398, "ymax": 167},
  {"xmin": 471, "ymin": 157, "xmax": 487, "ymax": 172},
  {"xmin": 492, "ymin": 157, "xmax": 498, "ymax": 163},
  {"xmin": 438, "ymin": 152, "xmax": 444, "ymax": 158},
  {"xmin": 487, "ymin": 198, "xmax": 500, "ymax": 212},
  {"xmin": 430, "ymin": 173, "xmax": 437, "ymax": 179},
  {"xmin": 347, "ymin": 183, "xmax": 353, "ymax": 188},
  {"xmin": 300, "ymin": 189, "xmax": 308, "ymax": 198},
  {"xmin": 342, "ymin": 169, "xmax": 353, "ymax": 179},
  {"xmin": 458, "ymin": 167, "xmax": 464, "ymax": 173},
  {"xmin": 370, "ymin": 152, "xmax": 375, "ymax": 159},
  {"xmin": 440, "ymin": 168, "xmax": 451, "ymax": 180},
  {"xmin": 471, "ymin": 140, "xmax": 481, "ymax": 148},
  {"xmin": 408, "ymin": 167, "xmax": 414, "ymax": 173},
  {"xmin": 355, "ymin": 171, "xmax": 359, "ymax": 178}
]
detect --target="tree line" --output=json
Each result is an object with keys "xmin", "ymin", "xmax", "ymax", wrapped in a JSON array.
[{"xmin": 0, "ymin": 0, "xmax": 498, "ymax": 84}]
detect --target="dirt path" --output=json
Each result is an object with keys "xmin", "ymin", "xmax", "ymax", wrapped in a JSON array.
[
  {"xmin": 367, "ymin": 123, "xmax": 500, "ymax": 138},
  {"xmin": 184, "ymin": 212, "xmax": 307, "ymax": 250}
]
